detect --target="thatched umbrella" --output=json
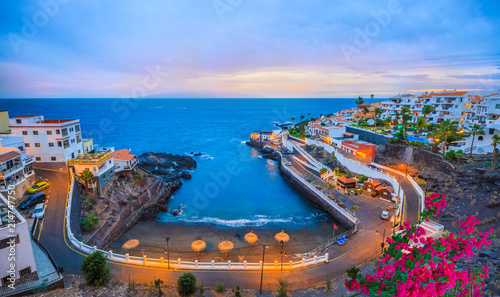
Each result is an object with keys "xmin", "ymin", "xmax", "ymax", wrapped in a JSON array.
[
  {"xmin": 122, "ymin": 239, "xmax": 139, "ymax": 256},
  {"xmin": 191, "ymin": 240, "xmax": 207, "ymax": 255},
  {"xmin": 244, "ymin": 231, "xmax": 258, "ymax": 245},
  {"xmin": 274, "ymin": 230, "xmax": 290, "ymax": 243},
  {"xmin": 218, "ymin": 240, "xmax": 234, "ymax": 256}
]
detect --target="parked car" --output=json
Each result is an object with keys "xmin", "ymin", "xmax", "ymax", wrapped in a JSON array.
[
  {"xmin": 283, "ymin": 162, "xmax": 292, "ymax": 166},
  {"xmin": 27, "ymin": 181, "xmax": 50, "ymax": 194},
  {"xmin": 368, "ymin": 165, "xmax": 379, "ymax": 171},
  {"xmin": 380, "ymin": 211, "xmax": 389, "ymax": 220},
  {"xmin": 18, "ymin": 193, "xmax": 47, "ymax": 210},
  {"xmin": 32, "ymin": 203, "xmax": 46, "ymax": 219}
]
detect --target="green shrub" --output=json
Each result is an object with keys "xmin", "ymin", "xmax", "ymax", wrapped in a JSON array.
[
  {"xmin": 233, "ymin": 285, "xmax": 242, "ymax": 297},
  {"xmin": 277, "ymin": 278, "xmax": 289, "ymax": 297},
  {"xmin": 81, "ymin": 214, "xmax": 99, "ymax": 231},
  {"xmin": 325, "ymin": 278, "xmax": 332, "ymax": 294},
  {"xmin": 371, "ymin": 191, "xmax": 377, "ymax": 197},
  {"xmin": 177, "ymin": 273, "xmax": 197, "ymax": 296},
  {"xmin": 197, "ymin": 284, "xmax": 205, "ymax": 295},
  {"xmin": 346, "ymin": 266, "xmax": 360, "ymax": 279},
  {"xmin": 319, "ymin": 168, "xmax": 328, "ymax": 174},
  {"xmin": 80, "ymin": 251, "xmax": 110, "ymax": 286},
  {"xmin": 445, "ymin": 150, "xmax": 456, "ymax": 160},
  {"xmin": 215, "ymin": 281, "xmax": 225, "ymax": 292}
]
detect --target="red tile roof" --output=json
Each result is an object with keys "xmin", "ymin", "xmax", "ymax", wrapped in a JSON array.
[
  {"xmin": 484, "ymin": 93, "xmax": 499, "ymax": 97},
  {"xmin": 13, "ymin": 115, "xmax": 43, "ymax": 118},
  {"xmin": 0, "ymin": 151, "xmax": 21, "ymax": 163},
  {"xmin": 113, "ymin": 149, "xmax": 136, "ymax": 161},
  {"xmin": 337, "ymin": 176, "xmax": 356, "ymax": 184}
]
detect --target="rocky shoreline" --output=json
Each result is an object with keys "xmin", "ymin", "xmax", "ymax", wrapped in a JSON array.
[{"xmin": 79, "ymin": 152, "xmax": 196, "ymax": 249}]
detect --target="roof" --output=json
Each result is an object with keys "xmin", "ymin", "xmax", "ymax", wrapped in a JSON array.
[
  {"xmin": 113, "ymin": 149, "xmax": 136, "ymax": 161},
  {"xmin": 418, "ymin": 93, "xmax": 433, "ymax": 98},
  {"xmin": 484, "ymin": 93, "xmax": 499, "ymax": 97},
  {"xmin": 368, "ymin": 179, "xmax": 382, "ymax": 187},
  {"xmin": 337, "ymin": 176, "xmax": 356, "ymax": 184},
  {"xmin": 40, "ymin": 119, "xmax": 76, "ymax": 124},
  {"xmin": 0, "ymin": 150, "xmax": 21, "ymax": 163},
  {"xmin": 313, "ymin": 124, "xmax": 328, "ymax": 131},
  {"xmin": 471, "ymin": 95, "xmax": 484, "ymax": 103},
  {"xmin": 435, "ymin": 91, "xmax": 468, "ymax": 97},
  {"xmin": 13, "ymin": 115, "xmax": 43, "ymax": 118},
  {"xmin": 380, "ymin": 186, "xmax": 394, "ymax": 193},
  {"xmin": 343, "ymin": 132, "xmax": 355, "ymax": 136}
]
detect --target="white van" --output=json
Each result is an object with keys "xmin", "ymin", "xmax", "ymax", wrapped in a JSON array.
[{"xmin": 33, "ymin": 203, "xmax": 46, "ymax": 219}]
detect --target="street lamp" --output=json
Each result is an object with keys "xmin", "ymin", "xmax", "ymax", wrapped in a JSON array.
[
  {"xmin": 376, "ymin": 229, "xmax": 386, "ymax": 254},
  {"xmin": 280, "ymin": 240, "xmax": 284, "ymax": 271},
  {"xmin": 259, "ymin": 245, "xmax": 267, "ymax": 294},
  {"xmin": 164, "ymin": 236, "xmax": 170, "ymax": 269}
]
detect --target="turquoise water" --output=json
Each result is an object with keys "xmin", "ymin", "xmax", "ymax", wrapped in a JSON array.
[{"xmin": 2, "ymin": 98, "xmax": 372, "ymax": 229}]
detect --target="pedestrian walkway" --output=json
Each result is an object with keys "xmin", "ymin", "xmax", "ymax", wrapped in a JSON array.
[{"xmin": 31, "ymin": 240, "xmax": 58, "ymax": 276}]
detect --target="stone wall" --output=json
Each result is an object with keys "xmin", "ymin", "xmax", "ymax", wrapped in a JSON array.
[
  {"xmin": 6, "ymin": 175, "xmax": 36, "ymax": 204},
  {"xmin": 375, "ymin": 144, "xmax": 454, "ymax": 173},
  {"xmin": 345, "ymin": 126, "xmax": 392, "ymax": 145},
  {"xmin": 279, "ymin": 163, "xmax": 356, "ymax": 229}
]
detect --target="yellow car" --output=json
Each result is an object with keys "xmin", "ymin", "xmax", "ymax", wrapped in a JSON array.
[{"xmin": 28, "ymin": 181, "xmax": 50, "ymax": 194}]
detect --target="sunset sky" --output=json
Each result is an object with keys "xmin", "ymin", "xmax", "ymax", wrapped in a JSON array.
[{"xmin": 1, "ymin": 0, "xmax": 499, "ymax": 98}]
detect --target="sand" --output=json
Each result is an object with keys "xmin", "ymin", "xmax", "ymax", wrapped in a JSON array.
[{"xmin": 113, "ymin": 221, "xmax": 344, "ymax": 263}]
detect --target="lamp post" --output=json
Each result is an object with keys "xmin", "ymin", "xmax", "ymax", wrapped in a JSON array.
[
  {"xmin": 259, "ymin": 245, "xmax": 266, "ymax": 294},
  {"xmin": 164, "ymin": 236, "xmax": 170, "ymax": 270},
  {"xmin": 376, "ymin": 229, "xmax": 386, "ymax": 254}
]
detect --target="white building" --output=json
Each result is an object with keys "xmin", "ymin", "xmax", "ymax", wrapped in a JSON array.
[
  {"xmin": 9, "ymin": 115, "xmax": 84, "ymax": 163},
  {"xmin": 68, "ymin": 151, "xmax": 115, "ymax": 195},
  {"xmin": 113, "ymin": 149, "xmax": 138, "ymax": 173},
  {"xmin": 0, "ymin": 136, "xmax": 35, "ymax": 192},
  {"xmin": 0, "ymin": 193, "xmax": 38, "ymax": 287}
]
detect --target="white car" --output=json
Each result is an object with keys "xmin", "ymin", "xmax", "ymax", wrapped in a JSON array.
[
  {"xmin": 33, "ymin": 203, "xmax": 46, "ymax": 219},
  {"xmin": 283, "ymin": 162, "xmax": 292, "ymax": 166},
  {"xmin": 380, "ymin": 211, "xmax": 389, "ymax": 220}
]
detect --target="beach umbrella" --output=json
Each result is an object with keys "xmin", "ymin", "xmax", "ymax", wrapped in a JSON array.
[
  {"xmin": 275, "ymin": 230, "xmax": 290, "ymax": 243},
  {"xmin": 244, "ymin": 231, "xmax": 259, "ymax": 245},
  {"xmin": 191, "ymin": 240, "xmax": 207, "ymax": 255},
  {"xmin": 122, "ymin": 239, "xmax": 139, "ymax": 255},
  {"xmin": 218, "ymin": 240, "xmax": 234, "ymax": 256}
]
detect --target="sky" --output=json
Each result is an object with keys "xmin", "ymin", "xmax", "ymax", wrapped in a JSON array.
[{"xmin": 0, "ymin": 0, "xmax": 499, "ymax": 98}]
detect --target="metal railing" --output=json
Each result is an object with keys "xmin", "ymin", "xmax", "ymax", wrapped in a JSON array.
[
  {"xmin": 0, "ymin": 164, "xmax": 23, "ymax": 177},
  {"xmin": 0, "ymin": 271, "xmax": 61, "ymax": 297}
]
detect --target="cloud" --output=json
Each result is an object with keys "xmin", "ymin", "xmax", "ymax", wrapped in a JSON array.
[{"xmin": 447, "ymin": 73, "xmax": 500, "ymax": 80}]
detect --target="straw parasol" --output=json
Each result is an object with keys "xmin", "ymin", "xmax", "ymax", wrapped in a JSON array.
[
  {"xmin": 122, "ymin": 239, "xmax": 139, "ymax": 256},
  {"xmin": 274, "ymin": 230, "xmax": 290, "ymax": 242},
  {"xmin": 191, "ymin": 239, "xmax": 207, "ymax": 255},
  {"xmin": 218, "ymin": 240, "xmax": 234, "ymax": 256},
  {"xmin": 244, "ymin": 231, "xmax": 258, "ymax": 245}
]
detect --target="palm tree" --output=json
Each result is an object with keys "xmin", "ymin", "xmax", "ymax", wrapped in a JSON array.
[
  {"xmin": 370, "ymin": 94, "xmax": 374, "ymax": 104},
  {"xmin": 355, "ymin": 96, "xmax": 364, "ymax": 108},
  {"xmin": 363, "ymin": 107, "xmax": 369, "ymax": 116},
  {"xmin": 350, "ymin": 205, "xmax": 359, "ymax": 215},
  {"xmin": 422, "ymin": 105, "xmax": 436, "ymax": 119},
  {"xmin": 79, "ymin": 169, "xmax": 94, "ymax": 192},
  {"xmin": 434, "ymin": 120, "xmax": 459, "ymax": 157},
  {"xmin": 300, "ymin": 115, "xmax": 305, "ymax": 123},
  {"xmin": 401, "ymin": 106, "xmax": 412, "ymax": 144},
  {"xmin": 415, "ymin": 117, "xmax": 430, "ymax": 138},
  {"xmin": 490, "ymin": 134, "xmax": 500, "ymax": 166},
  {"xmin": 291, "ymin": 117, "xmax": 295, "ymax": 127},
  {"xmin": 468, "ymin": 124, "xmax": 485, "ymax": 161},
  {"xmin": 374, "ymin": 107, "xmax": 383, "ymax": 119},
  {"xmin": 307, "ymin": 113, "xmax": 311, "ymax": 121},
  {"xmin": 393, "ymin": 112, "xmax": 401, "ymax": 124}
]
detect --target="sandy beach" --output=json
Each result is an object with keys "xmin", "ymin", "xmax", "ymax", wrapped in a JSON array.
[{"xmin": 113, "ymin": 220, "xmax": 344, "ymax": 263}]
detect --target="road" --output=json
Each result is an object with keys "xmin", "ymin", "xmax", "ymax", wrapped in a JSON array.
[{"xmin": 35, "ymin": 167, "xmax": 391, "ymax": 290}]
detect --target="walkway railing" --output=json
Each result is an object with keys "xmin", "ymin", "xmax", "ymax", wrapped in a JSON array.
[
  {"xmin": 64, "ymin": 176, "xmax": 329, "ymax": 271},
  {"xmin": 0, "ymin": 271, "xmax": 61, "ymax": 297}
]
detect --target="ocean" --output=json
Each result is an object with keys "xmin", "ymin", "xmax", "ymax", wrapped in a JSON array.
[{"xmin": 2, "ymin": 98, "xmax": 366, "ymax": 229}]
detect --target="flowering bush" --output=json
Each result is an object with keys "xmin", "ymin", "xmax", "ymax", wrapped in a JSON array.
[{"xmin": 345, "ymin": 193, "xmax": 494, "ymax": 296}]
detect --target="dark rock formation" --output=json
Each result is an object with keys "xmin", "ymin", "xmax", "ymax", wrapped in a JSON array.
[{"xmin": 138, "ymin": 152, "xmax": 197, "ymax": 182}]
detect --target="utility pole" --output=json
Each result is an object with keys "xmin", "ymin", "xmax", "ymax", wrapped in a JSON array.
[{"xmin": 259, "ymin": 245, "xmax": 266, "ymax": 294}]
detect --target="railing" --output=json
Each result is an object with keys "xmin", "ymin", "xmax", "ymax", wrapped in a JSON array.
[
  {"xmin": 0, "ymin": 163, "xmax": 23, "ymax": 177},
  {"xmin": 0, "ymin": 271, "xmax": 62, "ymax": 297},
  {"xmin": 64, "ymin": 176, "xmax": 329, "ymax": 270},
  {"xmin": 308, "ymin": 227, "xmax": 356, "ymax": 257},
  {"xmin": 67, "ymin": 152, "xmax": 113, "ymax": 165}
]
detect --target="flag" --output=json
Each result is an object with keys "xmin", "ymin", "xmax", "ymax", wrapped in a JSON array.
[{"xmin": 334, "ymin": 223, "xmax": 338, "ymax": 230}]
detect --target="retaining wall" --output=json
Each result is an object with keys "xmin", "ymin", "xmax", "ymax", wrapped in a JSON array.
[{"xmin": 345, "ymin": 126, "xmax": 392, "ymax": 145}]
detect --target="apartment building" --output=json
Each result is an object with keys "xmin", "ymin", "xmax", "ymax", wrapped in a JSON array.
[
  {"xmin": 68, "ymin": 151, "xmax": 115, "ymax": 195},
  {"xmin": 340, "ymin": 140, "xmax": 376, "ymax": 161},
  {"xmin": 9, "ymin": 115, "xmax": 84, "ymax": 163},
  {"xmin": 0, "ymin": 136, "xmax": 35, "ymax": 194},
  {"xmin": 0, "ymin": 193, "xmax": 38, "ymax": 287}
]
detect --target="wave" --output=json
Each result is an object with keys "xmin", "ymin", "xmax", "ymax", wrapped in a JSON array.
[{"xmin": 157, "ymin": 211, "xmax": 329, "ymax": 228}]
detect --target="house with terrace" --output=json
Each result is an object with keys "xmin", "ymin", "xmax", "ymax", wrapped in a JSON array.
[
  {"xmin": 0, "ymin": 135, "xmax": 35, "ymax": 197},
  {"xmin": 113, "ymin": 149, "xmax": 139, "ymax": 174},
  {"xmin": 68, "ymin": 152, "xmax": 115, "ymax": 195}
]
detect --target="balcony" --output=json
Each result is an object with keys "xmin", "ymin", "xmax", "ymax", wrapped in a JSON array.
[
  {"xmin": 64, "ymin": 144, "xmax": 70, "ymax": 149},
  {"xmin": 0, "ymin": 164, "xmax": 23, "ymax": 178},
  {"xmin": 24, "ymin": 156, "xmax": 35, "ymax": 165},
  {"xmin": 62, "ymin": 132, "xmax": 68, "ymax": 137}
]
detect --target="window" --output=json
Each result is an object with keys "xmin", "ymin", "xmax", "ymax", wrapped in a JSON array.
[
  {"xmin": 51, "ymin": 157, "xmax": 56, "ymax": 161},
  {"xmin": 0, "ymin": 235, "xmax": 19, "ymax": 250},
  {"xmin": 75, "ymin": 125, "xmax": 80, "ymax": 132},
  {"xmin": 16, "ymin": 119, "xmax": 21, "ymax": 124},
  {"xmin": 49, "ymin": 143, "xmax": 54, "ymax": 147},
  {"xmin": 47, "ymin": 130, "xmax": 52, "ymax": 135},
  {"xmin": 62, "ymin": 128, "xmax": 68, "ymax": 136},
  {"xmin": 56, "ymin": 129, "xmax": 60, "ymax": 134},
  {"xmin": 19, "ymin": 267, "xmax": 32, "ymax": 277},
  {"xmin": 33, "ymin": 131, "xmax": 39, "ymax": 135},
  {"xmin": 35, "ymin": 143, "xmax": 40, "ymax": 147},
  {"xmin": 18, "ymin": 146, "xmax": 24, "ymax": 151},
  {"xmin": 71, "ymin": 139, "xmax": 75, "ymax": 143},
  {"xmin": 489, "ymin": 129, "xmax": 495, "ymax": 135},
  {"xmin": 496, "ymin": 104, "xmax": 500, "ymax": 109},
  {"xmin": 109, "ymin": 160, "xmax": 112, "ymax": 164},
  {"xmin": 58, "ymin": 141, "xmax": 62, "ymax": 147},
  {"xmin": 478, "ymin": 136, "xmax": 484, "ymax": 141},
  {"xmin": 69, "ymin": 127, "xmax": 74, "ymax": 132},
  {"xmin": 25, "ymin": 143, "xmax": 30, "ymax": 147},
  {"xmin": 36, "ymin": 157, "xmax": 41, "ymax": 161},
  {"xmin": 22, "ymin": 131, "xmax": 28, "ymax": 135}
]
